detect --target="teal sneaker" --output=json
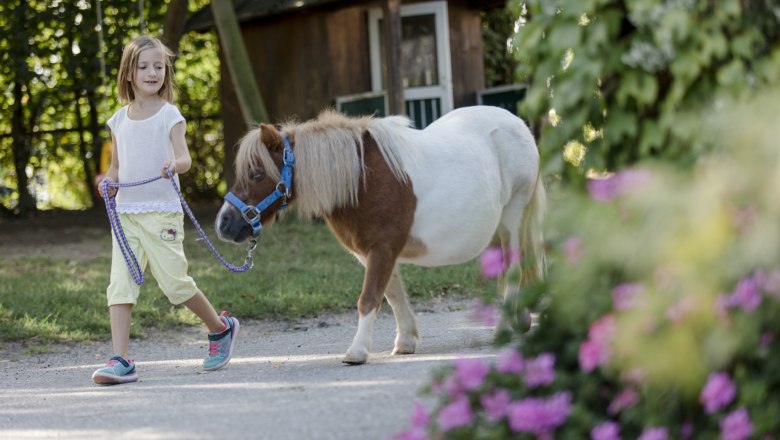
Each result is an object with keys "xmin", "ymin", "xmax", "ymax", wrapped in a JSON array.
[
  {"xmin": 92, "ymin": 355, "xmax": 138, "ymax": 385},
  {"xmin": 203, "ymin": 311, "xmax": 239, "ymax": 371}
]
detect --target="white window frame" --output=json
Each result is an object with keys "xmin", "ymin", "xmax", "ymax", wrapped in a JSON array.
[{"xmin": 367, "ymin": 1, "xmax": 454, "ymax": 115}]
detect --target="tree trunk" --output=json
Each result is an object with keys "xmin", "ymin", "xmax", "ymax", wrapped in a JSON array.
[
  {"xmin": 11, "ymin": 81, "xmax": 36, "ymax": 216},
  {"xmin": 86, "ymin": 90, "xmax": 103, "ymax": 205},
  {"xmin": 163, "ymin": 0, "xmax": 189, "ymax": 54},
  {"xmin": 210, "ymin": 0, "xmax": 268, "ymax": 127},
  {"xmin": 382, "ymin": 0, "xmax": 404, "ymax": 115},
  {"xmin": 76, "ymin": 90, "xmax": 100, "ymax": 207}
]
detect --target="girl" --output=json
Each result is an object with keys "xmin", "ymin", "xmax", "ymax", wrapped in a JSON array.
[{"xmin": 94, "ymin": 35, "xmax": 238, "ymax": 385}]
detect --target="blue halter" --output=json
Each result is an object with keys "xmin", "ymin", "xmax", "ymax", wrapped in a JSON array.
[{"xmin": 224, "ymin": 136, "xmax": 295, "ymax": 237}]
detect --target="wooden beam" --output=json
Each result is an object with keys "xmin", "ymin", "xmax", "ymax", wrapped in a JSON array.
[
  {"xmin": 210, "ymin": 0, "xmax": 269, "ymax": 126},
  {"xmin": 382, "ymin": 0, "xmax": 404, "ymax": 115}
]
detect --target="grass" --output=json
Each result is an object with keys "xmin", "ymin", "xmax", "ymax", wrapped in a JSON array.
[{"xmin": 0, "ymin": 214, "xmax": 496, "ymax": 346}]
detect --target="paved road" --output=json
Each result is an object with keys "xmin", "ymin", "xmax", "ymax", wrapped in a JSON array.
[{"xmin": 0, "ymin": 300, "xmax": 496, "ymax": 439}]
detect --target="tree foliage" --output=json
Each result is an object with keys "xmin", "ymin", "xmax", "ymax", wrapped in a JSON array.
[
  {"xmin": 0, "ymin": 0, "xmax": 221, "ymax": 216},
  {"xmin": 482, "ymin": 6, "xmax": 519, "ymax": 89},
  {"xmin": 510, "ymin": 0, "xmax": 780, "ymax": 180}
]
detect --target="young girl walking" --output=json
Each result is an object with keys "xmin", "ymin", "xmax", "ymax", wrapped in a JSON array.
[{"xmin": 93, "ymin": 35, "xmax": 239, "ymax": 385}]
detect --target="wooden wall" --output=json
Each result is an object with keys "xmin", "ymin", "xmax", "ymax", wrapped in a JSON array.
[
  {"xmin": 220, "ymin": 4, "xmax": 371, "ymax": 176},
  {"xmin": 447, "ymin": 0, "xmax": 485, "ymax": 108}
]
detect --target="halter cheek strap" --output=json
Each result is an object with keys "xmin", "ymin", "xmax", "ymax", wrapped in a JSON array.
[{"xmin": 224, "ymin": 136, "xmax": 295, "ymax": 237}]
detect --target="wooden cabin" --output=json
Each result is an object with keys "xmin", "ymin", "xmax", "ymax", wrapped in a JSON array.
[{"xmin": 188, "ymin": 0, "xmax": 519, "ymax": 159}]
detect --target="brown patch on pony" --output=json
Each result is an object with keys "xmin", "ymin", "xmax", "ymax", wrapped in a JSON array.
[
  {"xmin": 399, "ymin": 236, "xmax": 428, "ymax": 259},
  {"xmin": 325, "ymin": 132, "xmax": 417, "ymax": 316}
]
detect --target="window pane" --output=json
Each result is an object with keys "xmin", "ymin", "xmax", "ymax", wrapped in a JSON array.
[
  {"xmin": 378, "ymin": 14, "xmax": 438, "ymax": 89},
  {"xmin": 401, "ymin": 14, "xmax": 438, "ymax": 87}
]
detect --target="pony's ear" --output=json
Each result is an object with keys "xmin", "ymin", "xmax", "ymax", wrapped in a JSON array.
[{"xmin": 259, "ymin": 124, "xmax": 282, "ymax": 151}]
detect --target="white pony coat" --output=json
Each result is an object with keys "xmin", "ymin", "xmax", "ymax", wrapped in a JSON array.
[{"xmin": 393, "ymin": 106, "xmax": 540, "ymax": 267}]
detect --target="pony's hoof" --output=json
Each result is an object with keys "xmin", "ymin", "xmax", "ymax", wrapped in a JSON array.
[
  {"xmin": 391, "ymin": 346, "xmax": 415, "ymax": 355},
  {"xmin": 343, "ymin": 349, "xmax": 368, "ymax": 365},
  {"xmin": 392, "ymin": 339, "xmax": 417, "ymax": 355},
  {"xmin": 392, "ymin": 333, "xmax": 418, "ymax": 355}
]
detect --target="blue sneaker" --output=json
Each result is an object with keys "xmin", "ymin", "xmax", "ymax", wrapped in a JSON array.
[
  {"xmin": 203, "ymin": 311, "xmax": 239, "ymax": 371},
  {"xmin": 92, "ymin": 355, "xmax": 138, "ymax": 385}
]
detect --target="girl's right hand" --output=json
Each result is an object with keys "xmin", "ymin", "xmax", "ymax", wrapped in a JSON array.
[{"xmin": 97, "ymin": 177, "xmax": 117, "ymax": 198}]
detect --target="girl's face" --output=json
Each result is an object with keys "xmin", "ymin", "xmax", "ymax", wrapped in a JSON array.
[{"xmin": 131, "ymin": 47, "xmax": 166, "ymax": 100}]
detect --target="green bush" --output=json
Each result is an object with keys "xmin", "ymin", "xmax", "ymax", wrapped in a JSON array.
[{"xmin": 511, "ymin": 0, "xmax": 780, "ymax": 179}]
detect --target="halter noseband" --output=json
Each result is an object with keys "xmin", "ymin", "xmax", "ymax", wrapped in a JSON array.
[{"xmin": 224, "ymin": 136, "xmax": 295, "ymax": 237}]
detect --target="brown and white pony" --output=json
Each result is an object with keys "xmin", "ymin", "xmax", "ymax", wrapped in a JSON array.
[{"xmin": 215, "ymin": 106, "xmax": 546, "ymax": 364}]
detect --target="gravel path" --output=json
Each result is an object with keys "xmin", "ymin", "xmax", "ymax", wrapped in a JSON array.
[{"xmin": 0, "ymin": 300, "xmax": 496, "ymax": 439}]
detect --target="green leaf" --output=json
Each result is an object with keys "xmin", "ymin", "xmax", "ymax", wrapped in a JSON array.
[
  {"xmin": 603, "ymin": 109, "xmax": 637, "ymax": 144},
  {"xmin": 716, "ymin": 60, "xmax": 745, "ymax": 88},
  {"xmin": 670, "ymin": 52, "xmax": 701, "ymax": 84},
  {"xmin": 638, "ymin": 120, "xmax": 663, "ymax": 155},
  {"xmin": 549, "ymin": 22, "xmax": 582, "ymax": 51}
]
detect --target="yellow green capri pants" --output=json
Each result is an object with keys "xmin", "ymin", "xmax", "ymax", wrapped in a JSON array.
[{"xmin": 107, "ymin": 212, "xmax": 198, "ymax": 306}]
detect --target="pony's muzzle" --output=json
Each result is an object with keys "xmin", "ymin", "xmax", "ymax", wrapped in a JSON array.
[{"xmin": 215, "ymin": 203, "xmax": 255, "ymax": 243}]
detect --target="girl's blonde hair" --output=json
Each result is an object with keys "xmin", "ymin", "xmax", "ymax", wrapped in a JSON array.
[{"xmin": 117, "ymin": 35, "xmax": 175, "ymax": 103}]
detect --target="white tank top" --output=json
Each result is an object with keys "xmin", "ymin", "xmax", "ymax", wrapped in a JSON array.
[{"xmin": 107, "ymin": 103, "xmax": 185, "ymax": 214}]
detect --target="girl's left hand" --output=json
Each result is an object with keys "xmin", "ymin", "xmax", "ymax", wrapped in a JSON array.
[{"xmin": 161, "ymin": 160, "xmax": 176, "ymax": 179}]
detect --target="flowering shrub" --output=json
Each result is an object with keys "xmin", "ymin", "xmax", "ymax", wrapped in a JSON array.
[{"xmin": 395, "ymin": 94, "xmax": 780, "ymax": 438}]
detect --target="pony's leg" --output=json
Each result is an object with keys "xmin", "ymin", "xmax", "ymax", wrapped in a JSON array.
[
  {"xmin": 344, "ymin": 250, "xmax": 397, "ymax": 365},
  {"xmin": 497, "ymin": 200, "xmax": 528, "ymax": 332},
  {"xmin": 384, "ymin": 267, "xmax": 418, "ymax": 355}
]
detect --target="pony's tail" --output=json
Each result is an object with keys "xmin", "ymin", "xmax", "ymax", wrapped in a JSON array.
[{"xmin": 520, "ymin": 174, "xmax": 547, "ymax": 285}]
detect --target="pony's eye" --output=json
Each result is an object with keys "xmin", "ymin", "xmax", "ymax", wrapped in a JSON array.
[{"xmin": 250, "ymin": 170, "xmax": 266, "ymax": 181}]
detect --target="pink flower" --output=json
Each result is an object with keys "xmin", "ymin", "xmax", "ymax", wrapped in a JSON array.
[
  {"xmin": 589, "ymin": 315, "xmax": 616, "ymax": 342},
  {"xmin": 523, "ymin": 353, "xmax": 556, "ymax": 388},
  {"xmin": 441, "ymin": 375, "xmax": 465, "ymax": 400},
  {"xmin": 578, "ymin": 339, "xmax": 607, "ymax": 372},
  {"xmin": 479, "ymin": 388, "xmax": 511, "ymax": 421},
  {"xmin": 507, "ymin": 392, "xmax": 572, "ymax": 434},
  {"xmin": 469, "ymin": 299, "xmax": 498, "ymax": 327},
  {"xmin": 579, "ymin": 315, "xmax": 616, "ymax": 371},
  {"xmin": 479, "ymin": 247, "xmax": 505, "ymax": 278},
  {"xmin": 611, "ymin": 283, "xmax": 644, "ymax": 310},
  {"xmin": 608, "ymin": 388, "xmax": 639, "ymax": 415},
  {"xmin": 587, "ymin": 177, "xmax": 620, "ymax": 202},
  {"xmin": 563, "ymin": 236, "xmax": 583, "ymax": 264},
  {"xmin": 720, "ymin": 407, "xmax": 753, "ymax": 440},
  {"xmin": 700, "ymin": 372, "xmax": 736, "ymax": 414},
  {"xmin": 496, "ymin": 348, "xmax": 524, "ymax": 374},
  {"xmin": 437, "ymin": 397, "xmax": 474, "ymax": 431},
  {"xmin": 730, "ymin": 276, "xmax": 762, "ymax": 312},
  {"xmin": 454, "ymin": 357, "xmax": 489, "ymax": 391},
  {"xmin": 587, "ymin": 169, "xmax": 651, "ymax": 202},
  {"xmin": 591, "ymin": 421, "xmax": 621, "ymax": 440},
  {"xmin": 410, "ymin": 401, "xmax": 429, "ymax": 428},
  {"xmin": 637, "ymin": 427, "xmax": 668, "ymax": 440}
]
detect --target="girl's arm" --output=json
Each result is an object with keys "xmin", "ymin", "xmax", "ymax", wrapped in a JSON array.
[
  {"xmin": 98, "ymin": 133, "xmax": 120, "ymax": 197},
  {"xmin": 162, "ymin": 120, "xmax": 192, "ymax": 178}
]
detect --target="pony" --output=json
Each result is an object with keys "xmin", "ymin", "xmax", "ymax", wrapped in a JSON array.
[{"xmin": 215, "ymin": 106, "xmax": 546, "ymax": 364}]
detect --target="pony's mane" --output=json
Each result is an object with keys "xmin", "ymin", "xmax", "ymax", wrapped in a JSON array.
[{"xmin": 235, "ymin": 109, "xmax": 418, "ymax": 219}]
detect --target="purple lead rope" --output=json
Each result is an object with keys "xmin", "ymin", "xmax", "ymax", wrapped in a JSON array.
[{"xmin": 101, "ymin": 169, "xmax": 256, "ymax": 285}]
